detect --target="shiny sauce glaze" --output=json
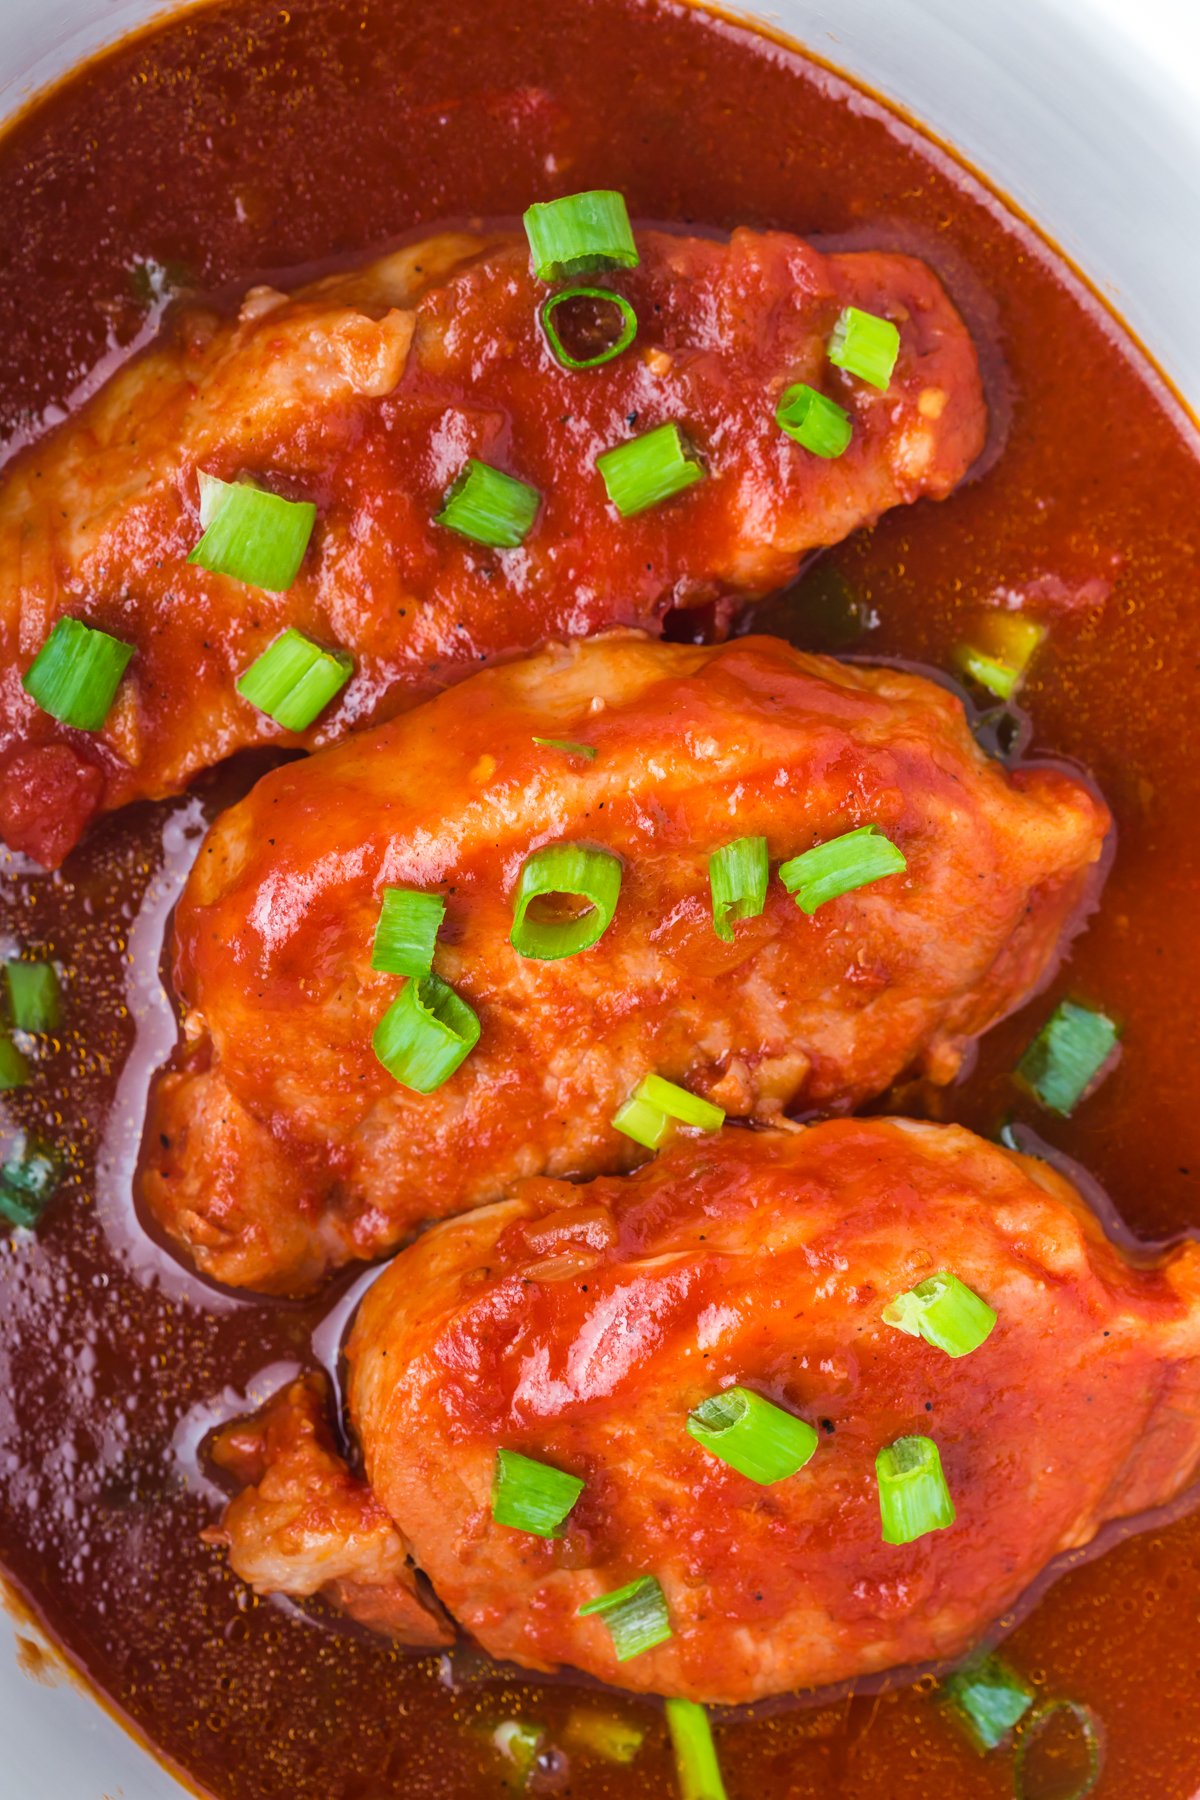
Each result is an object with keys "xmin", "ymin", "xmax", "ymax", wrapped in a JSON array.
[{"xmin": 1, "ymin": 0, "xmax": 1199, "ymax": 1795}]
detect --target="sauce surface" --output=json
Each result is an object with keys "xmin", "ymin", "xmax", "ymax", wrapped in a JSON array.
[{"xmin": 1, "ymin": 0, "xmax": 1200, "ymax": 1795}]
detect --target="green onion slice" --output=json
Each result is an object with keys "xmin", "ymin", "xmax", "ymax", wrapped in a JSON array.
[
  {"xmin": 0, "ymin": 1036, "xmax": 29, "ymax": 1092},
  {"xmin": 610, "ymin": 1094, "xmax": 671, "ymax": 1151},
  {"xmin": 372, "ymin": 974, "xmax": 480, "ymax": 1093},
  {"xmin": 776, "ymin": 384, "xmax": 852, "ymax": 459},
  {"xmin": 435, "ymin": 459, "xmax": 540, "ymax": 549},
  {"xmin": 577, "ymin": 1575, "xmax": 672, "ymax": 1662},
  {"xmin": 941, "ymin": 1653, "xmax": 1035, "ymax": 1753},
  {"xmin": 827, "ymin": 306, "xmax": 901, "ymax": 390},
  {"xmin": 687, "ymin": 1387, "xmax": 817, "ymax": 1484},
  {"xmin": 492, "ymin": 1719, "xmax": 544, "ymax": 1780},
  {"xmin": 4, "ymin": 961, "xmax": 60, "ymax": 1033},
  {"xmin": 708, "ymin": 836, "xmax": 769, "ymax": 942},
  {"xmin": 22, "ymin": 617, "xmax": 134, "ymax": 732},
  {"xmin": 564, "ymin": 1709, "xmax": 645, "ymax": 1765},
  {"xmin": 1013, "ymin": 1700, "xmax": 1103, "ymax": 1800},
  {"xmin": 531, "ymin": 736, "xmax": 597, "ymax": 760},
  {"xmin": 612, "ymin": 1073, "xmax": 724, "ymax": 1148},
  {"xmin": 524, "ymin": 190, "xmax": 639, "ymax": 283},
  {"xmin": 665, "ymin": 1698, "xmax": 728, "ymax": 1800},
  {"xmin": 1016, "ymin": 1000, "xmax": 1119, "ymax": 1117},
  {"xmin": 510, "ymin": 842, "xmax": 622, "ymax": 960},
  {"xmin": 189, "ymin": 472, "xmax": 316, "ymax": 590},
  {"xmin": 876, "ymin": 1434, "xmax": 956, "ymax": 1545},
  {"xmin": 780, "ymin": 824, "xmax": 906, "ymax": 915},
  {"xmin": 492, "ymin": 1448, "xmax": 585, "ymax": 1538},
  {"xmin": 883, "ymin": 1271, "xmax": 997, "ymax": 1359},
  {"xmin": 370, "ymin": 888, "xmax": 446, "ymax": 978},
  {"xmin": 0, "ymin": 1147, "xmax": 58, "ymax": 1230},
  {"xmin": 540, "ymin": 287, "xmax": 638, "ymax": 370},
  {"xmin": 236, "ymin": 628, "xmax": 353, "ymax": 732},
  {"xmin": 596, "ymin": 422, "xmax": 705, "ymax": 518},
  {"xmin": 956, "ymin": 614, "xmax": 1047, "ymax": 702}
]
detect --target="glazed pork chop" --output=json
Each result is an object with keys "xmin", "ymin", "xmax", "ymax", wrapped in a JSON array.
[
  {"xmin": 142, "ymin": 634, "xmax": 1108, "ymax": 1294},
  {"xmin": 0, "ymin": 225, "xmax": 986, "ymax": 866},
  {"xmin": 206, "ymin": 1120, "xmax": 1200, "ymax": 1701}
]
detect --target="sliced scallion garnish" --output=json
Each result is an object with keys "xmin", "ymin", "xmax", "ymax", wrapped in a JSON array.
[
  {"xmin": 1016, "ymin": 1000, "xmax": 1119, "ymax": 1116},
  {"xmin": 956, "ymin": 614, "xmax": 1047, "ymax": 702},
  {"xmin": 492, "ymin": 1719, "xmax": 544, "ymax": 1780},
  {"xmin": 708, "ymin": 837, "xmax": 768, "ymax": 942},
  {"xmin": 370, "ymin": 888, "xmax": 446, "ymax": 979},
  {"xmin": 883, "ymin": 1271, "xmax": 997, "ymax": 1359},
  {"xmin": 564, "ymin": 1709, "xmax": 645, "ymax": 1765},
  {"xmin": 492, "ymin": 1448, "xmax": 585, "ymax": 1538},
  {"xmin": 372, "ymin": 974, "xmax": 480, "ymax": 1093},
  {"xmin": 827, "ymin": 306, "xmax": 901, "ymax": 390},
  {"xmin": 0, "ymin": 1037, "xmax": 29, "ymax": 1092},
  {"xmin": 236, "ymin": 628, "xmax": 353, "ymax": 732},
  {"xmin": 876, "ymin": 1434, "xmax": 956, "ymax": 1545},
  {"xmin": 435, "ymin": 459, "xmax": 540, "ymax": 549},
  {"xmin": 596, "ymin": 422, "xmax": 705, "ymax": 518},
  {"xmin": 540, "ymin": 286, "xmax": 638, "ymax": 370},
  {"xmin": 686, "ymin": 1387, "xmax": 817, "ymax": 1484},
  {"xmin": 22, "ymin": 616, "xmax": 134, "ymax": 731},
  {"xmin": 612, "ymin": 1073, "xmax": 724, "ymax": 1148},
  {"xmin": 0, "ymin": 1147, "xmax": 58, "ymax": 1230},
  {"xmin": 531, "ymin": 736, "xmax": 597, "ymax": 760},
  {"xmin": 779, "ymin": 824, "xmax": 906, "ymax": 915},
  {"xmin": 941, "ymin": 1652, "xmax": 1035, "ymax": 1753},
  {"xmin": 4, "ymin": 961, "xmax": 60, "ymax": 1033},
  {"xmin": 510, "ymin": 842, "xmax": 622, "ymax": 960},
  {"xmin": 189, "ymin": 472, "xmax": 316, "ymax": 590},
  {"xmin": 609, "ymin": 1094, "xmax": 671, "ymax": 1151},
  {"xmin": 775, "ymin": 384, "xmax": 852, "ymax": 458},
  {"xmin": 577, "ymin": 1575, "xmax": 672, "ymax": 1662},
  {"xmin": 523, "ymin": 190, "xmax": 639, "ymax": 283},
  {"xmin": 665, "ymin": 1698, "xmax": 727, "ymax": 1800},
  {"xmin": 1013, "ymin": 1699, "xmax": 1103, "ymax": 1800}
]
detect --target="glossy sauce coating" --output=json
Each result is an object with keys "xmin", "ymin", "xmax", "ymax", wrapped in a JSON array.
[{"xmin": 1, "ymin": 0, "xmax": 1200, "ymax": 1796}]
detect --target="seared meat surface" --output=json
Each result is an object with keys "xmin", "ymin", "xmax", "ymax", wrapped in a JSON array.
[
  {"xmin": 143, "ymin": 635, "xmax": 1108, "ymax": 1294},
  {"xmin": 0, "ymin": 227, "xmax": 986, "ymax": 865},
  {"xmin": 210, "ymin": 1121, "xmax": 1200, "ymax": 1702}
]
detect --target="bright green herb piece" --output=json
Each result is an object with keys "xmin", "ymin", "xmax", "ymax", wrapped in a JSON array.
[
  {"xmin": 940, "ymin": 1652, "xmax": 1035, "ymax": 1753},
  {"xmin": 540, "ymin": 286, "xmax": 638, "ymax": 369},
  {"xmin": 435, "ymin": 459, "xmax": 540, "ymax": 549},
  {"xmin": 491, "ymin": 1719, "xmax": 544, "ymax": 1784},
  {"xmin": 189, "ymin": 472, "xmax": 316, "ymax": 590},
  {"xmin": 665, "ymin": 1698, "xmax": 728, "ymax": 1800},
  {"xmin": 370, "ymin": 888, "xmax": 446, "ymax": 978},
  {"xmin": 779, "ymin": 824, "xmax": 906, "ymax": 915},
  {"xmin": 0, "ymin": 1036, "xmax": 28, "ymax": 1091},
  {"xmin": 0, "ymin": 1148, "xmax": 58, "ymax": 1230},
  {"xmin": 523, "ymin": 190, "xmax": 639, "ymax": 282},
  {"xmin": 531, "ymin": 736, "xmax": 597, "ymax": 760},
  {"xmin": 1015, "ymin": 1000, "xmax": 1119, "ymax": 1116},
  {"xmin": 510, "ymin": 842, "xmax": 622, "ymax": 960},
  {"xmin": 577, "ymin": 1575, "xmax": 672, "ymax": 1662},
  {"xmin": 876, "ymin": 1434, "xmax": 956, "ymax": 1545},
  {"xmin": 687, "ymin": 1386, "xmax": 818, "ymax": 1484},
  {"xmin": 775, "ymin": 383, "xmax": 852, "ymax": 458},
  {"xmin": 372, "ymin": 974, "xmax": 480, "ymax": 1093},
  {"xmin": 4, "ymin": 961, "xmax": 60, "ymax": 1033},
  {"xmin": 236, "ymin": 628, "xmax": 352, "ymax": 731},
  {"xmin": 827, "ymin": 306, "xmax": 901, "ymax": 390},
  {"xmin": 610, "ymin": 1094, "xmax": 672, "ymax": 1151},
  {"xmin": 612, "ymin": 1074, "xmax": 724, "ymax": 1148},
  {"xmin": 883, "ymin": 1270, "xmax": 997, "ymax": 1359},
  {"xmin": 708, "ymin": 837, "xmax": 769, "ymax": 942},
  {"xmin": 492, "ymin": 1448, "xmax": 585, "ymax": 1538},
  {"xmin": 22, "ymin": 617, "xmax": 134, "ymax": 732},
  {"xmin": 596, "ymin": 422, "xmax": 705, "ymax": 518},
  {"xmin": 956, "ymin": 614, "xmax": 1047, "ymax": 702}
]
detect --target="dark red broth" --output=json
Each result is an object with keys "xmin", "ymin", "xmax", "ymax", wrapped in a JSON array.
[{"xmin": 2, "ymin": 1, "xmax": 1200, "ymax": 1795}]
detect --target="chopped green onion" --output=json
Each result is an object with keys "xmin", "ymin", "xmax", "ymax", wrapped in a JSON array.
[
  {"xmin": 0, "ymin": 1036, "xmax": 28, "ymax": 1091},
  {"xmin": 956, "ymin": 615, "xmax": 1047, "ymax": 702},
  {"xmin": 883, "ymin": 1271, "xmax": 997, "ymax": 1359},
  {"xmin": 189, "ymin": 473, "xmax": 316, "ymax": 590},
  {"xmin": 827, "ymin": 306, "xmax": 901, "ymax": 390},
  {"xmin": 510, "ymin": 842, "xmax": 622, "ymax": 960},
  {"xmin": 370, "ymin": 888, "xmax": 446, "ymax": 978},
  {"xmin": 523, "ymin": 190, "xmax": 639, "ymax": 283},
  {"xmin": 612, "ymin": 1073, "xmax": 724, "ymax": 1148},
  {"xmin": 23, "ymin": 617, "xmax": 134, "ymax": 732},
  {"xmin": 531, "ymin": 736, "xmax": 597, "ymax": 760},
  {"xmin": 1016, "ymin": 1000, "xmax": 1119, "ymax": 1116},
  {"xmin": 372, "ymin": 974, "xmax": 480, "ymax": 1093},
  {"xmin": 492, "ymin": 1719, "xmax": 544, "ymax": 1783},
  {"xmin": 708, "ymin": 837, "xmax": 768, "ymax": 942},
  {"xmin": 4, "ymin": 961, "xmax": 60, "ymax": 1033},
  {"xmin": 876, "ymin": 1434, "xmax": 956, "ymax": 1545},
  {"xmin": 665, "ymin": 1699, "xmax": 727, "ymax": 1800},
  {"xmin": 776, "ymin": 384, "xmax": 852, "ymax": 458},
  {"xmin": 596, "ymin": 422, "xmax": 705, "ymax": 518},
  {"xmin": 577, "ymin": 1575, "xmax": 672, "ymax": 1662},
  {"xmin": 540, "ymin": 287, "xmax": 638, "ymax": 370},
  {"xmin": 687, "ymin": 1386, "xmax": 817, "ymax": 1484},
  {"xmin": 1013, "ymin": 1700, "xmax": 1103, "ymax": 1800},
  {"xmin": 564, "ymin": 1709, "xmax": 645, "ymax": 1765},
  {"xmin": 492, "ymin": 1448, "xmax": 585, "ymax": 1538},
  {"xmin": 780, "ymin": 824, "xmax": 906, "ymax": 915},
  {"xmin": 435, "ymin": 459, "xmax": 539, "ymax": 549},
  {"xmin": 610, "ymin": 1094, "xmax": 671, "ymax": 1151},
  {"xmin": 0, "ymin": 1148, "xmax": 58, "ymax": 1230},
  {"xmin": 236, "ymin": 628, "xmax": 352, "ymax": 732},
  {"xmin": 941, "ymin": 1653, "xmax": 1034, "ymax": 1753}
]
